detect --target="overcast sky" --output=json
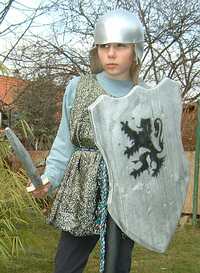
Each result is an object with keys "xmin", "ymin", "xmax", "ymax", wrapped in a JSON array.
[{"xmin": 0, "ymin": 0, "xmax": 52, "ymax": 52}]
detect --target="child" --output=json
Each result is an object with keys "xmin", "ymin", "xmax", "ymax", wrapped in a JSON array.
[{"xmin": 30, "ymin": 9, "xmax": 144, "ymax": 273}]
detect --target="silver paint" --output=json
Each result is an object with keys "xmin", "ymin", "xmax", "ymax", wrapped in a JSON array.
[
  {"xmin": 94, "ymin": 9, "xmax": 144, "ymax": 62},
  {"xmin": 4, "ymin": 127, "xmax": 43, "ymax": 188},
  {"xmin": 88, "ymin": 78, "xmax": 189, "ymax": 253}
]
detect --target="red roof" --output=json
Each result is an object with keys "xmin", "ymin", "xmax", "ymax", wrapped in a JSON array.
[{"xmin": 0, "ymin": 76, "xmax": 26, "ymax": 106}]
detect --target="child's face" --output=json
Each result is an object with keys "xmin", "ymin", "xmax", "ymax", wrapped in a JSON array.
[{"xmin": 97, "ymin": 43, "xmax": 134, "ymax": 80}]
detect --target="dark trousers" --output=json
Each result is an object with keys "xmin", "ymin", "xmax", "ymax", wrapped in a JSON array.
[{"xmin": 54, "ymin": 216, "xmax": 134, "ymax": 273}]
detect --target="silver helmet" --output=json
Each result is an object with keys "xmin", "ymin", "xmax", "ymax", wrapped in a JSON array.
[{"xmin": 93, "ymin": 9, "xmax": 144, "ymax": 63}]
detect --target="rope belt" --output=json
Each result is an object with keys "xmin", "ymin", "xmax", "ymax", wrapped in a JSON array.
[
  {"xmin": 74, "ymin": 145, "xmax": 109, "ymax": 272},
  {"xmin": 96, "ymin": 159, "xmax": 109, "ymax": 272}
]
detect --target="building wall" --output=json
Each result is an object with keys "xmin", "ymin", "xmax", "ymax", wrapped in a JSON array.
[{"xmin": 0, "ymin": 76, "xmax": 26, "ymax": 106}]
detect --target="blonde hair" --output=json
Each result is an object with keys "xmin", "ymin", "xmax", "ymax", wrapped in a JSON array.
[{"xmin": 89, "ymin": 44, "xmax": 141, "ymax": 85}]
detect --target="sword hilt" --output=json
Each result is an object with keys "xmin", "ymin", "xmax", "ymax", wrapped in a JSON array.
[{"xmin": 26, "ymin": 177, "xmax": 50, "ymax": 192}]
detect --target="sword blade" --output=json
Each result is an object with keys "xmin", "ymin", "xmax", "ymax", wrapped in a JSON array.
[{"xmin": 4, "ymin": 127, "xmax": 43, "ymax": 188}]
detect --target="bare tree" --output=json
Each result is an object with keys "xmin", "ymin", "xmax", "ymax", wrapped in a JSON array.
[
  {"xmin": 135, "ymin": 0, "xmax": 200, "ymax": 102},
  {"xmin": 0, "ymin": 1, "xmax": 58, "ymax": 64},
  {"xmin": 3, "ymin": 0, "xmax": 200, "ymax": 102},
  {"xmin": 0, "ymin": 0, "xmax": 14, "ymax": 24}
]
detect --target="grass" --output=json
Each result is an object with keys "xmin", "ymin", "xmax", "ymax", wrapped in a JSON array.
[{"xmin": 0, "ymin": 216, "xmax": 200, "ymax": 273}]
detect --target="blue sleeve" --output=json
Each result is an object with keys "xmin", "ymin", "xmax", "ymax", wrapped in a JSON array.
[{"xmin": 41, "ymin": 77, "xmax": 80, "ymax": 189}]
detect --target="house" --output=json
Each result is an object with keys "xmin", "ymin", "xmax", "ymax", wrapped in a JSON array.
[{"xmin": 0, "ymin": 75, "xmax": 27, "ymax": 127}]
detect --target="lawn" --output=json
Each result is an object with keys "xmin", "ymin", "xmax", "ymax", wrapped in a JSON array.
[{"xmin": 0, "ymin": 216, "xmax": 200, "ymax": 273}]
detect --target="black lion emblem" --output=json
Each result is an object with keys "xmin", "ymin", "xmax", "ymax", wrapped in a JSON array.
[{"xmin": 121, "ymin": 118, "xmax": 165, "ymax": 178}]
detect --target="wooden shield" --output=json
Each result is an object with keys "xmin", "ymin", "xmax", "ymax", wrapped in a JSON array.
[{"xmin": 88, "ymin": 78, "xmax": 189, "ymax": 253}]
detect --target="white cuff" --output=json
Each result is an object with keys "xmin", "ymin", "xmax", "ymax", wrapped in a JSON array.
[{"xmin": 26, "ymin": 177, "xmax": 50, "ymax": 192}]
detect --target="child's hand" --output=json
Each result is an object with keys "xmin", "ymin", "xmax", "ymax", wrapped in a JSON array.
[{"xmin": 27, "ymin": 179, "xmax": 51, "ymax": 198}]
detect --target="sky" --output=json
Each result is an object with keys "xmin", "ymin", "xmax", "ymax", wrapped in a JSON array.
[
  {"xmin": 0, "ymin": 0, "xmax": 93, "ymax": 73},
  {"xmin": 0, "ymin": 0, "xmax": 52, "ymax": 53}
]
